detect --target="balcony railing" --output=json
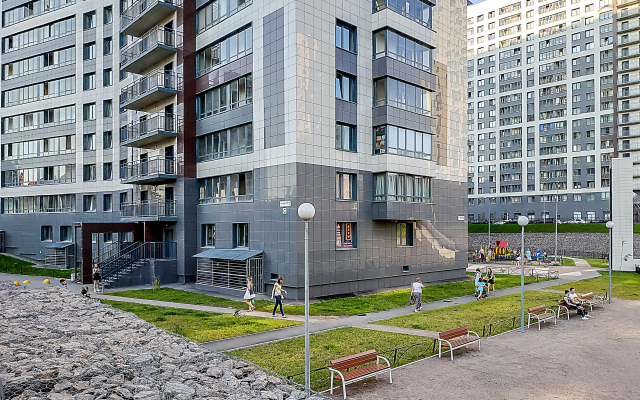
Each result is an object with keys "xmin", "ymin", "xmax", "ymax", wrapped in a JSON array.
[
  {"xmin": 619, "ymin": 87, "xmax": 640, "ymax": 98},
  {"xmin": 619, "ymin": 143, "xmax": 640, "ymax": 151},
  {"xmin": 120, "ymin": 113, "xmax": 179, "ymax": 146},
  {"xmin": 619, "ymin": 33, "xmax": 640, "ymax": 46},
  {"xmin": 121, "ymin": 200, "xmax": 177, "ymax": 220},
  {"xmin": 120, "ymin": 26, "xmax": 179, "ymax": 73},
  {"xmin": 618, "ymin": 75, "xmax": 640, "ymax": 85},
  {"xmin": 619, "ymin": 114, "xmax": 640, "ymax": 124},
  {"xmin": 619, "ymin": 127, "xmax": 640, "ymax": 138},
  {"xmin": 619, "ymin": 60, "xmax": 640, "ymax": 72},
  {"xmin": 119, "ymin": 69, "xmax": 178, "ymax": 109},
  {"xmin": 618, "ymin": 46, "xmax": 640, "ymax": 59},
  {"xmin": 619, "ymin": 0, "xmax": 640, "ymax": 7},
  {"xmin": 121, "ymin": 156, "xmax": 177, "ymax": 183},
  {"xmin": 120, "ymin": 0, "xmax": 178, "ymax": 36}
]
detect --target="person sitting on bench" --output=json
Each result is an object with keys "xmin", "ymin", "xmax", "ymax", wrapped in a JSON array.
[{"xmin": 564, "ymin": 290, "xmax": 590, "ymax": 320}]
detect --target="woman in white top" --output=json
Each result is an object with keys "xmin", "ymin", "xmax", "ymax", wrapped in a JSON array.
[
  {"xmin": 411, "ymin": 277, "xmax": 425, "ymax": 312},
  {"xmin": 242, "ymin": 276, "xmax": 255, "ymax": 312}
]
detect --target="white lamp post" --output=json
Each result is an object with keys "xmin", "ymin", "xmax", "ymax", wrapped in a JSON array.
[
  {"xmin": 518, "ymin": 216, "xmax": 529, "ymax": 332},
  {"xmin": 606, "ymin": 220, "xmax": 614, "ymax": 304},
  {"xmin": 554, "ymin": 181, "xmax": 559, "ymax": 264},
  {"xmin": 297, "ymin": 202, "xmax": 315, "ymax": 394}
]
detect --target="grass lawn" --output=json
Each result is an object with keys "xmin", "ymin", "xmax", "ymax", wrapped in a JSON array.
[
  {"xmin": 577, "ymin": 257, "xmax": 609, "ymax": 268},
  {"xmin": 0, "ymin": 254, "xmax": 73, "ymax": 279},
  {"xmin": 374, "ymin": 290, "xmax": 563, "ymax": 335},
  {"xmin": 102, "ymin": 300, "xmax": 300, "ymax": 342},
  {"xmin": 228, "ymin": 327, "xmax": 429, "ymax": 391},
  {"xmin": 548, "ymin": 271, "xmax": 640, "ymax": 300},
  {"xmin": 110, "ymin": 273, "xmax": 548, "ymax": 316}
]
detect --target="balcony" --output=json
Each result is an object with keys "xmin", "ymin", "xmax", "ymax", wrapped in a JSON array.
[
  {"xmin": 619, "ymin": 114, "xmax": 640, "ymax": 125},
  {"xmin": 619, "ymin": 33, "xmax": 640, "ymax": 47},
  {"xmin": 120, "ymin": 113, "xmax": 179, "ymax": 148},
  {"xmin": 121, "ymin": 200, "xmax": 177, "ymax": 221},
  {"xmin": 619, "ymin": 100, "xmax": 640, "ymax": 112},
  {"xmin": 120, "ymin": 27, "xmax": 178, "ymax": 74},
  {"xmin": 619, "ymin": 0, "xmax": 640, "ymax": 7},
  {"xmin": 618, "ymin": 59, "xmax": 640, "ymax": 73},
  {"xmin": 121, "ymin": 0, "xmax": 177, "ymax": 37},
  {"xmin": 619, "ymin": 143, "xmax": 640, "ymax": 152},
  {"xmin": 120, "ymin": 70, "xmax": 178, "ymax": 111},
  {"xmin": 619, "ymin": 127, "xmax": 640, "ymax": 138},
  {"xmin": 618, "ymin": 87, "xmax": 640, "ymax": 99},
  {"xmin": 618, "ymin": 7, "xmax": 640, "ymax": 20},
  {"xmin": 121, "ymin": 156, "xmax": 177, "ymax": 185},
  {"xmin": 618, "ymin": 46, "xmax": 640, "ymax": 60},
  {"xmin": 618, "ymin": 75, "xmax": 640, "ymax": 86}
]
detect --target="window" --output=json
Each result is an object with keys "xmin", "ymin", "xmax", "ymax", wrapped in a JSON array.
[
  {"xmin": 103, "ymin": 100, "xmax": 113, "ymax": 118},
  {"xmin": 104, "ymin": 233, "xmax": 113, "ymax": 243},
  {"xmin": 83, "ymin": 11, "xmax": 96, "ymax": 30},
  {"xmin": 202, "ymin": 224, "xmax": 215, "ymax": 247},
  {"xmin": 103, "ymin": 68, "xmax": 113, "ymax": 86},
  {"xmin": 119, "ymin": 192, "xmax": 128, "ymax": 210},
  {"xmin": 199, "ymin": 172, "xmax": 254, "ymax": 204},
  {"xmin": 374, "ymin": 173, "xmax": 432, "ymax": 202},
  {"xmin": 336, "ymin": 172, "xmax": 357, "ymax": 200},
  {"xmin": 195, "ymin": 75, "xmax": 253, "ymax": 119},
  {"xmin": 374, "ymin": 126, "xmax": 432, "ymax": 160},
  {"xmin": 92, "ymin": 233, "xmax": 98, "ymax": 244},
  {"xmin": 195, "ymin": 25, "xmax": 253, "ymax": 77},
  {"xmin": 119, "ymin": 33, "xmax": 128, "ymax": 48},
  {"xmin": 103, "ymin": 131, "xmax": 113, "ymax": 149},
  {"xmin": 104, "ymin": 37, "xmax": 112, "ymax": 55},
  {"xmin": 83, "ymin": 103, "xmax": 96, "ymax": 120},
  {"xmin": 333, "ymin": 123, "xmax": 357, "ymax": 152},
  {"xmin": 103, "ymin": 6, "xmax": 112, "ymax": 24},
  {"xmin": 103, "ymin": 163, "xmax": 112, "ymax": 180},
  {"xmin": 196, "ymin": 123, "xmax": 253, "ymax": 161},
  {"xmin": 41, "ymin": 226, "xmax": 53, "ymax": 241},
  {"xmin": 374, "ymin": 0, "xmax": 433, "ymax": 28},
  {"xmin": 197, "ymin": 0, "xmax": 253, "ymax": 34},
  {"xmin": 83, "ymin": 72, "xmax": 96, "ymax": 90},
  {"xmin": 374, "ymin": 77, "xmax": 433, "ymax": 115},
  {"xmin": 397, "ymin": 222, "xmax": 414, "ymax": 246},
  {"xmin": 336, "ymin": 72, "xmax": 357, "ymax": 102},
  {"xmin": 83, "ymin": 134, "xmax": 95, "ymax": 151},
  {"xmin": 336, "ymin": 222, "xmax": 356, "ymax": 248},
  {"xmin": 83, "ymin": 42, "xmax": 96, "ymax": 60},
  {"xmin": 373, "ymin": 29, "xmax": 433, "ymax": 72},
  {"xmin": 60, "ymin": 226, "xmax": 72, "ymax": 242},
  {"xmin": 103, "ymin": 194, "xmax": 112, "ymax": 212},
  {"xmin": 233, "ymin": 223, "xmax": 249, "ymax": 248},
  {"xmin": 3, "ymin": 17, "xmax": 76, "ymax": 53},
  {"xmin": 83, "ymin": 164, "xmax": 96, "ymax": 181},
  {"xmin": 83, "ymin": 195, "xmax": 96, "ymax": 212},
  {"xmin": 336, "ymin": 20, "xmax": 356, "ymax": 53}
]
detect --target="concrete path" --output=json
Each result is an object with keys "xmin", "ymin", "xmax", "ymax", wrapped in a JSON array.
[{"xmin": 351, "ymin": 323, "xmax": 439, "ymax": 338}]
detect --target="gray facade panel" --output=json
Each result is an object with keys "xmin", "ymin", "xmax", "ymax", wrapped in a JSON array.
[
  {"xmin": 372, "ymin": 57, "xmax": 436, "ymax": 91},
  {"xmin": 195, "ymin": 105, "xmax": 253, "ymax": 136},
  {"xmin": 335, "ymin": 99, "xmax": 357, "ymax": 125},
  {"xmin": 335, "ymin": 48, "xmax": 357, "ymax": 75},
  {"xmin": 262, "ymin": 7, "xmax": 285, "ymax": 149},
  {"xmin": 0, "ymin": 65, "xmax": 76, "ymax": 90},
  {"xmin": 372, "ymin": 105, "xmax": 433, "ymax": 133},
  {"xmin": 1, "ymin": 124, "xmax": 77, "ymax": 142},
  {"xmin": 1, "ymin": 35, "xmax": 77, "ymax": 64}
]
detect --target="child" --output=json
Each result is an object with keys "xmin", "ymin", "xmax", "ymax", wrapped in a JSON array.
[
  {"xmin": 59, "ymin": 279, "xmax": 67, "ymax": 289},
  {"xmin": 475, "ymin": 279, "xmax": 486, "ymax": 300}
]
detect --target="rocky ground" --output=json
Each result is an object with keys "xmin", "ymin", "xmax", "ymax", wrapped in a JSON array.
[{"xmin": 0, "ymin": 282, "xmax": 322, "ymax": 400}]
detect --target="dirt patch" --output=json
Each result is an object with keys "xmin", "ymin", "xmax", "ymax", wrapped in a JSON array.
[{"xmin": 326, "ymin": 299, "xmax": 640, "ymax": 400}]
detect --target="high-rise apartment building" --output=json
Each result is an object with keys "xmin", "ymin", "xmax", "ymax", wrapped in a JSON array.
[
  {"xmin": 466, "ymin": 0, "xmax": 615, "ymax": 223},
  {"xmin": 0, "ymin": 0, "xmax": 468, "ymax": 299}
]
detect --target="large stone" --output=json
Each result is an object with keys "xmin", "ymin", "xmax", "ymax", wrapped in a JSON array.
[
  {"xmin": 162, "ymin": 382, "xmax": 196, "ymax": 396},
  {"xmin": 205, "ymin": 367, "xmax": 223, "ymax": 378}
]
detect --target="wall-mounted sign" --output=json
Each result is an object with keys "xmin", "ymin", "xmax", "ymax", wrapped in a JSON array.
[
  {"xmin": 458, "ymin": 215, "xmax": 465, "ymax": 221},
  {"xmin": 280, "ymin": 201, "xmax": 291, "ymax": 207}
]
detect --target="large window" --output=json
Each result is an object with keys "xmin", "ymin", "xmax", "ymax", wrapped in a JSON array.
[
  {"xmin": 374, "ymin": 77, "xmax": 433, "ymax": 115},
  {"xmin": 197, "ymin": 0, "xmax": 253, "ymax": 34},
  {"xmin": 83, "ymin": 195, "xmax": 96, "ymax": 212},
  {"xmin": 202, "ymin": 224, "xmax": 215, "ymax": 247},
  {"xmin": 374, "ymin": 125, "xmax": 432, "ymax": 159},
  {"xmin": 2, "ymin": 105, "xmax": 75, "ymax": 134},
  {"xmin": 2, "ymin": 194, "xmax": 75, "ymax": 214},
  {"xmin": 397, "ymin": 222, "xmax": 414, "ymax": 246},
  {"xmin": 3, "ymin": 17, "xmax": 75, "ymax": 53},
  {"xmin": 373, "ymin": 0, "xmax": 432, "ymax": 28},
  {"xmin": 103, "ymin": 68, "xmax": 113, "ymax": 86},
  {"xmin": 233, "ymin": 223, "xmax": 249, "ymax": 248},
  {"xmin": 41, "ymin": 226, "xmax": 53, "ymax": 242},
  {"xmin": 103, "ymin": 131, "xmax": 113, "ymax": 149},
  {"xmin": 199, "ymin": 171, "xmax": 253, "ymax": 204},
  {"xmin": 336, "ymin": 20, "xmax": 357, "ymax": 53},
  {"xmin": 60, "ymin": 226, "xmax": 72, "ymax": 242},
  {"xmin": 104, "ymin": 37, "xmax": 112, "ymax": 55},
  {"xmin": 374, "ymin": 172, "xmax": 432, "ymax": 202},
  {"xmin": 336, "ymin": 222, "xmax": 357, "ymax": 248},
  {"xmin": 103, "ymin": 100, "xmax": 113, "ymax": 118},
  {"xmin": 103, "ymin": 6, "xmax": 113, "ymax": 24},
  {"xmin": 373, "ymin": 29, "xmax": 433, "ymax": 72},
  {"xmin": 83, "ymin": 134, "xmax": 95, "ymax": 151},
  {"xmin": 3, "ymin": 0, "xmax": 76, "ymax": 27},
  {"xmin": 103, "ymin": 163, "xmax": 112, "ymax": 180},
  {"xmin": 2, "ymin": 165, "xmax": 75, "ymax": 187},
  {"xmin": 196, "ymin": 75, "xmax": 253, "ymax": 119},
  {"xmin": 336, "ymin": 172, "xmax": 357, "ymax": 200},
  {"xmin": 39, "ymin": 195, "xmax": 75, "ymax": 212},
  {"xmin": 2, "ymin": 76, "xmax": 75, "ymax": 107},
  {"xmin": 336, "ymin": 72, "xmax": 357, "ymax": 102},
  {"xmin": 3, "ymin": 47, "xmax": 75, "ymax": 80},
  {"xmin": 197, "ymin": 123, "xmax": 253, "ymax": 161},
  {"xmin": 83, "ymin": 11, "xmax": 96, "ymax": 29},
  {"xmin": 196, "ymin": 25, "xmax": 252, "ymax": 76},
  {"xmin": 336, "ymin": 123, "xmax": 357, "ymax": 152}
]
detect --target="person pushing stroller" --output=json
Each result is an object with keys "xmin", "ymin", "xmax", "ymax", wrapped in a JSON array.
[{"xmin": 475, "ymin": 278, "xmax": 489, "ymax": 300}]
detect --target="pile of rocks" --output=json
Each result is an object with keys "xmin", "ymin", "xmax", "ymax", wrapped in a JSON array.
[{"xmin": 0, "ymin": 282, "xmax": 322, "ymax": 400}]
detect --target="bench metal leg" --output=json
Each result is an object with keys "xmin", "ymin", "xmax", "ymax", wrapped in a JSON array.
[
  {"xmin": 538, "ymin": 319, "xmax": 541, "ymax": 330},
  {"xmin": 478, "ymin": 340, "xmax": 481, "ymax": 351},
  {"xmin": 451, "ymin": 348, "xmax": 454, "ymax": 361},
  {"xmin": 438, "ymin": 341, "xmax": 442, "ymax": 358},
  {"xmin": 389, "ymin": 368, "xmax": 393, "ymax": 384},
  {"xmin": 342, "ymin": 380, "xmax": 347, "ymax": 400},
  {"xmin": 330, "ymin": 371, "xmax": 334, "ymax": 395}
]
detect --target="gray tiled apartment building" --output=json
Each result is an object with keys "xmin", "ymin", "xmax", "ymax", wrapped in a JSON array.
[
  {"xmin": 0, "ymin": 0, "xmax": 468, "ymax": 299},
  {"xmin": 466, "ymin": 0, "xmax": 617, "ymax": 223}
]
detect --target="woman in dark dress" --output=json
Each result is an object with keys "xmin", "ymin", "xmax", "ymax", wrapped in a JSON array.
[{"xmin": 92, "ymin": 264, "xmax": 101, "ymax": 293}]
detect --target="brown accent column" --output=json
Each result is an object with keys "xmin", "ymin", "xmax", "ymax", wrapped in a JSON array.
[{"xmin": 177, "ymin": 0, "xmax": 197, "ymax": 179}]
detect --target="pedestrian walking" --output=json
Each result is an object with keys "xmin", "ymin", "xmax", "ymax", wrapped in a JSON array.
[
  {"xmin": 242, "ymin": 276, "xmax": 256, "ymax": 312},
  {"xmin": 92, "ymin": 264, "xmax": 101, "ymax": 293},
  {"xmin": 271, "ymin": 277, "xmax": 288, "ymax": 318},
  {"xmin": 486, "ymin": 268, "xmax": 495, "ymax": 293},
  {"xmin": 479, "ymin": 247, "xmax": 485, "ymax": 263},
  {"xmin": 411, "ymin": 278, "xmax": 425, "ymax": 312}
]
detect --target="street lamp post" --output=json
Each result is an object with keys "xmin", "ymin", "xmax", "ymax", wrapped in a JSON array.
[
  {"xmin": 518, "ymin": 216, "xmax": 529, "ymax": 332},
  {"xmin": 488, "ymin": 203, "xmax": 491, "ymax": 246},
  {"xmin": 297, "ymin": 203, "xmax": 315, "ymax": 394},
  {"xmin": 555, "ymin": 181, "xmax": 559, "ymax": 264},
  {"xmin": 606, "ymin": 220, "xmax": 614, "ymax": 304}
]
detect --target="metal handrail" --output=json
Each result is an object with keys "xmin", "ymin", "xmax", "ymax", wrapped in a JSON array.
[
  {"xmin": 121, "ymin": 156, "xmax": 176, "ymax": 180},
  {"xmin": 93, "ymin": 241, "xmax": 128, "ymax": 264},
  {"xmin": 120, "ymin": 26, "xmax": 179, "ymax": 66},
  {"xmin": 120, "ymin": 0, "xmax": 176, "ymax": 29},
  {"xmin": 120, "ymin": 200, "xmax": 177, "ymax": 218},
  {"xmin": 120, "ymin": 70, "xmax": 179, "ymax": 104},
  {"xmin": 100, "ymin": 241, "xmax": 177, "ymax": 285},
  {"xmin": 120, "ymin": 113, "xmax": 180, "ymax": 143}
]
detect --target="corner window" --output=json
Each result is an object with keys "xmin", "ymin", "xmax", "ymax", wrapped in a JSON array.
[
  {"xmin": 103, "ymin": 194, "xmax": 112, "ymax": 212},
  {"xmin": 374, "ymin": 77, "xmax": 433, "ymax": 115},
  {"xmin": 83, "ymin": 11, "xmax": 96, "ymax": 30},
  {"xmin": 336, "ymin": 172, "xmax": 357, "ymax": 200},
  {"xmin": 374, "ymin": 172, "xmax": 432, "ymax": 202},
  {"xmin": 336, "ymin": 222, "xmax": 357, "ymax": 249},
  {"xmin": 373, "ymin": 29, "xmax": 432, "ymax": 72},
  {"xmin": 41, "ymin": 226, "xmax": 53, "ymax": 242},
  {"xmin": 374, "ymin": 125, "xmax": 433, "ymax": 160},
  {"xmin": 336, "ymin": 20, "xmax": 357, "ymax": 53},
  {"xmin": 84, "ymin": 195, "xmax": 96, "ymax": 212},
  {"xmin": 60, "ymin": 226, "xmax": 72, "ymax": 242},
  {"xmin": 233, "ymin": 223, "xmax": 249, "ymax": 248},
  {"xmin": 336, "ymin": 123, "xmax": 357, "ymax": 152},
  {"xmin": 397, "ymin": 222, "xmax": 414, "ymax": 246},
  {"xmin": 202, "ymin": 224, "xmax": 215, "ymax": 247},
  {"xmin": 336, "ymin": 72, "xmax": 357, "ymax": 102}
]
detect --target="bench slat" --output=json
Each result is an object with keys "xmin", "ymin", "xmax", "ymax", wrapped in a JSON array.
[
  {"xmin": 528, "ymin": 305, "xmax": 546, "ymax": 314},
  {"xmin": 334, "ymin": 364, "xmax": 389, "ymax": 381},
  {"xmin": 330, "ymin": 350, "xmax": 378, "ymax": 371},
  {"xmin": 439, "ymin": 326, "xmax": 468, "ymax": 340},
  {"xmin": 440, "ymin": 336, "xmax": 478, "ymax": 348}
]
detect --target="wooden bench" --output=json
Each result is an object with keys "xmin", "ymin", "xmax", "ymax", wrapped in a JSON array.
[
  {"xmin": 527, "ymin": 305, "xmax": 557, "ymax": 330},
  {"xmin": 580, "ymin": 292, "xmax": 606, "ymax": 311},
  {"xmin": 555, "ymin": 299, "xmax": 580, "ymax": 320},
  {"xmin": 437, "ymin": 326, "xmax": 481, "ymax": 361},
  {"xmin": 329, "ymin": 350, "xmax": 391, "ymax": 399}
]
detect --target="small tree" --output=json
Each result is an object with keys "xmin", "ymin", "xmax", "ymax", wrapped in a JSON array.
[{"xmin": 152, "ymin": 277, "xmax": 161, "ymax": 290}]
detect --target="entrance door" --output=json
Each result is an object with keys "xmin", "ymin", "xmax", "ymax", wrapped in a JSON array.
[
  {"xmin": 164, "ymin": 228, "xmax": 174, "ymax": 258},
  {"xmin": 165, "ymin": 146, "xmax": 174, "ymax": 174},
  {"xmin": 164, "ymin": 104, "xmax": 174, "ymax": 131}
]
